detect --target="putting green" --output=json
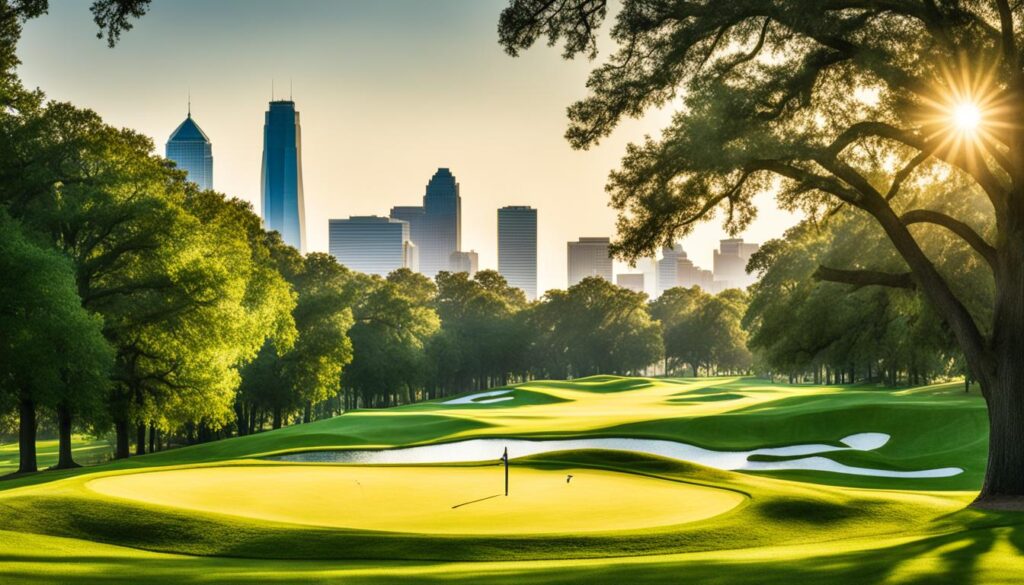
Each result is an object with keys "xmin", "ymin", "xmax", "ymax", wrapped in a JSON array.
[{"xmin": 85, "ymin": 464, "xmax": 745, "ymax": 534}]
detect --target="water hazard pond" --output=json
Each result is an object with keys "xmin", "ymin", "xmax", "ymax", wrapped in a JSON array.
[{"xmin": 269, "ymin": 433, "xmax": 963, "ymax": 479}]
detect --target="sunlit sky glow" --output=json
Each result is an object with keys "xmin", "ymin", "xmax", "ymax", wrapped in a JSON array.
[
  {"xmin": 952, "ymin": 102, "xmax": 982, "ymax": 133},
  {"xmin": 16, "ymin": 0, "xmax": 801, "ymax": 292}
]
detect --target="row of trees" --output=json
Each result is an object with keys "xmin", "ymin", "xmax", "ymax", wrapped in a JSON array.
[{"xmin": 745, "ymin": 186, "xmax": 992, "ymax": 386}]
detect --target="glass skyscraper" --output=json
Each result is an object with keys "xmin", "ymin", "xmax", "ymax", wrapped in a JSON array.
[
  {"xmin": 328, "ymin": 216, "xmax": 417, "ymax": 276},
  {"xmin": 498, "ymin": 205, "xmax": 538, "ymax": 300},
  {"xmin": 165, "ymin": 111, "xmax": 213, "ymax": 190},
  {"xmin": 389, "ymin": 168, "xmax": 462, "ymax": 278},
  {"xmin": 261, "ymin": 100, "xmax": 306, "ymax": 252}
]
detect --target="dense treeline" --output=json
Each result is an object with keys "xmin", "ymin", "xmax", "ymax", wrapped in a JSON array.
[{"xmin": 745, "ymin": 191, "xmax": 992, "ymax": 387}]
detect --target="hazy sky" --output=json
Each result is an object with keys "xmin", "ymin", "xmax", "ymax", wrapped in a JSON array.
[{"xmin": 16, "ymin": 0, "xmax": 800, "ymax": 292}]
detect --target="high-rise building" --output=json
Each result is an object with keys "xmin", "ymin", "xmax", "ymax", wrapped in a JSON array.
[
  {"xmin": 657, "ymin": 244, "xmax": 688, "ymax": 295},
  {"xmin": 389, "ymin": 168, "xmax": 462, "ymax": 278},
  {"xmin": 616, "ymin": 273, "xmax": 645, "ymax": 293},
  {"xmin": 449, "ymin": 250, "xmax": 479, "ymax": 276},
  {"xmin": 567, "ymin": 237, "xmax": 613, "ymax": 286},
  {"xmin": 328, "ymin": 216, "xmax": 417, "ymax": 276},
  {"xmin": 713, "ymin": 238, "xmax": 760, "ymax": 289},
  {"xmin": 497, "ymin": 205, "xmax": 538, "ymax": 300},
  {"xmin": 166, "ymin": 109, "xmax": 213, "ymax": 190},
  {"xmin": 261, "ymin": 100, "xmax": 306, "ymax": 252},
  {"xmin": 678, "ymin": 258, "xmax": 715, "ymax": 290}
]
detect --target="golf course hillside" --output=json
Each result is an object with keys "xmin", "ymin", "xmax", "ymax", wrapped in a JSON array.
[{"xmin": 1, "ymin": 376, "xmax": 1021, "ymax": 584}]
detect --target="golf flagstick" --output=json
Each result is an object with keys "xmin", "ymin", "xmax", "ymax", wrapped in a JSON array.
[{"xmin": 502, "ymin": 446, "xmax": 509, "ymax": 496}]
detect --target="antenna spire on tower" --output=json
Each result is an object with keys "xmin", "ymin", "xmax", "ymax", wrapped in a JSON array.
[{"xmin": 187, "ymin": 87, "xmax": 191, "ymax": 117}]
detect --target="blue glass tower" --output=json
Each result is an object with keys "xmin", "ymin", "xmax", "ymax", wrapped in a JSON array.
[
  {"xmin": 261, "ymin": 100, "xmax": 306, "ymax": 252},
  {"xmin": 166, "ymin": 110, "xmax": 213, "ymax": 190}
]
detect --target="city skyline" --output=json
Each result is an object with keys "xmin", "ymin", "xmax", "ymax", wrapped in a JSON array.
[{"xmin": 15, "ymin": 0, "xmax": 801, "ymax": 291}]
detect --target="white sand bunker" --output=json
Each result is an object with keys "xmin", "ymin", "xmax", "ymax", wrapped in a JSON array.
[
  {"xmin": 86, "ymin": 466, "xmax": 744, "ymax": 534},
  {"xmin": 272, "ymin": 433, "xmax": 962, "ymax": 479},
  {"xmin": 443, "ymin": 390, "xmax": 514, "ymax": 405}
]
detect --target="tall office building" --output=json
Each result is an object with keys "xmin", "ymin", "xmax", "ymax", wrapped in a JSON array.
[
  {"xmin": 713, "ymin": 238, "xmax": 760, "ymax": 289},
  {"xmin": 657, "ymin": 244, "xmax": 688, "ymax": 295},
  {"xmin": 497, "ymin": 206, "xmax": 538, "ymax": 300},
  {"xmin": 616, "ymin": 273, "xmax": 645, "ymax": 293},
  {"xmin": 450, "ymin": 250, "xmax": 479, "ymax": 276},
  {"xmin": 261, "ymin": 100, "xmax": 306, "ymax": 252},
  {"xmin": 389, "ymin": 168, "xmax": 462, "ymax": 278},
  {"xmin": 166, "ymin": 109, "xmax": 213, "ymax": 190},
  {"xmin": 567, "ymin": 237, "xmax": 613, "ymax": 287},
  {"xmin": 328, "ymin": 216, "xmax": 417, "ymax": 276}
]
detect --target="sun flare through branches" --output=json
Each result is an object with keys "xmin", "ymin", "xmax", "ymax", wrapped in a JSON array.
[{"xmin": 917, "ymin": 55, "xmax": 1012, "ymax": 164}]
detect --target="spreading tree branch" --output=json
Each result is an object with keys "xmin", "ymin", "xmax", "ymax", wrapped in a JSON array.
[
  {"xmin": 901, "ymin": 209, "xmax": 997, "ymax": 268},
  {"xmin": 813, "ymin": 265, "xmax": 917, "ymax": 289}
]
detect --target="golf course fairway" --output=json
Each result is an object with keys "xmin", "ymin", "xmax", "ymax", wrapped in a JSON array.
[
  {"xmin": 85, "ymin": 465, "xmax": 745, "ymax": 533},
  {"xmin": 1, "ymin": 376, "xmax": 1022, "ymax": 584}
]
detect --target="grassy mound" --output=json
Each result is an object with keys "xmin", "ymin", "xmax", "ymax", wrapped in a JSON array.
[{"xmin": 1, "ymin": 376, "xmax": 1021, "ymax": 584}]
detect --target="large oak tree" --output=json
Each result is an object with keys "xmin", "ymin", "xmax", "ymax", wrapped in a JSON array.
[{"xmin": 500, "ymin": 0, "xmax": 1024, "ymax": 505}]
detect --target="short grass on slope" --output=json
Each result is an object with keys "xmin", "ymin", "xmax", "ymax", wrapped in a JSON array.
[
  {"xmin": 0, "ymin": 376, "xmax": 1019, "ymax": 585},
  {"xmin": 0, "ymin": 436, "xmax": 112, "ymax": 475}
]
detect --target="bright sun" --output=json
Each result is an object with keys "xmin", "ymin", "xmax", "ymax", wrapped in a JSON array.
[{"xmin": 952, "ymin": 101, "xmax": 982, "ymax": 132}]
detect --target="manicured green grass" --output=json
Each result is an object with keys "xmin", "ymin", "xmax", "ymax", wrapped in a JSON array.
[
  {"xmin": 0, "ymin": 376, "xmax": 1020, "ymax": 584},
  {"xmin": 0, "ymin": 435, "xmax": 112, "ymax": 474}
]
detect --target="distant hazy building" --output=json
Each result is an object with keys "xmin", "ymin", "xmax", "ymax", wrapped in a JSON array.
[
  {"xmin": 497, "ymin": 206, "xmax": 538, "ymax": 299},
  {"xmin": 678, "ymin": 258, "xmax": 715, "ymax": 291},
  {"xmin": 713, "ymin": 238, "xmax": 760, "ymax": 289},
  {"xmin": 616, "ymin": 273, "xmax": 645, "ymax": 293},
  {"xmin": 567, "ymin": 237, "xmax": 613, "ymax": 286},
  {"xmin": 166, "ymin": 110, "xmax": 213, "ymax": 190},
  {"xmin": 389, "ymin": 168, "xmax": 461, "ymax": 278},
  {"xmin": 657, "ymin": 245, "xmax": 688, "ymax": 295},
  {"xmin": 261, "ymin": 100, "xmax": 306, "ymax": 252},
  {"xmin": 328, "ymin": 216, "xmax": 417, "ymax": 276},
  {"xmin": 449, "ymin": 250, "xmax": 479, "ymax": 276},
  {"xmin": 635, "ymin": 256, "xmax": 659, "ymax": 297}
]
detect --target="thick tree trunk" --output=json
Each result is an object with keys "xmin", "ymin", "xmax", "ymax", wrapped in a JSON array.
[
  {"xmin": 976, "ymin": 372, "xmax": 1024, "ymax": 504},
  {"xmin": 114, "ymin": 418, "xmax": 130, "ymax": 459},
  {"xmin": 135, "ymin": 423, "xmax": 146, "ymax": 456},
  {"xmin": 148, "ymin": 424, "xmax": 156, "ymax": 453},
  {"xmin": 235, "ymin": 402, "xmax": 248, "ymax": 436},
  {"xmin": 55, "ymin": 404, "xmax": 79, "ymax": 469},
  {"xmin": 272, "ymin": 407, "xmax": 282, "ymax": 429},
  {"xmin": 303, "ymin": 401, "xmax": 312, "ymax": 424},
  {"xmin": 17, "ymin": 395, "xmax": 37, "ymax": 474},
  {"xmin": 975, "ymin": 245, "xmax": 1024, "ymax": 504}
]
